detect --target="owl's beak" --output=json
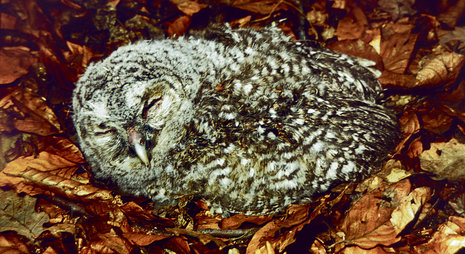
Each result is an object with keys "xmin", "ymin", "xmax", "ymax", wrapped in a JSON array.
[{"xmin": 128, "ymin": 128, "xmax": 150, "ymax": 167}]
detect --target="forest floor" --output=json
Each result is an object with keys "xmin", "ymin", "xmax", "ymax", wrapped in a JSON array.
[{"xmin": 1, "ymin": 0, "xmax": 465, "ymax": 253}]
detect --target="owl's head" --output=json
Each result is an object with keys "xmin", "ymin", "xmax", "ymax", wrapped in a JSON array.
[{"xmin": 72, "ymin": 42, "xmax": 197, "ymax": 193}]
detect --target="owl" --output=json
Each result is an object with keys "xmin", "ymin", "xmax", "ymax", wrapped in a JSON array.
[{"xmin": 72, "ymin": 25, "xmax": 399, "ymax": 216}]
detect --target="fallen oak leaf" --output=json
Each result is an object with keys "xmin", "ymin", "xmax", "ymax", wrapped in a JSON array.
[{"xmin": 0, "ymin": 189, "xmax": 50, "ymax": 241}]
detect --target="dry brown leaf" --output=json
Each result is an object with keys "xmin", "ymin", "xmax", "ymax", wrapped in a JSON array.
[
  {"xmin": 390, "ymin": 187, "xmax": 431, "ymax": 234},
  {"xmin": 195, "ymin": 211, "xmax": 222, "ymax": 230},
  {"xmin": 438, "ymin": 0, "xmax": 465, "ymax": 28},
  {"xmin": 335, "ymin": 5, "xmax": 368, "ymax": 41},
  {"xmin": 378, "ymin": 70, "xmax": 417, "ymax": 88},
  {"xmin": 381, "ymin": 31, "xmax": 418, "ymax": 75},
  {"xmin": 378, "ymin": 0, "xmax": 416, "ymax": 20},
  {"xmin": 169, "ymin": 0, "xmax": 207, "ymax": 16},
  {"xmin": 406, "ymin": 136, "xmax": 423, "ymax": 158},
  {"xmin": 0, "ymin": 87, "xmax": 61, "ymax": 136},
  {"xmin": 338, "ymin": 180, "xmax": 412, "ymax": 250},
  {"xmin": 122, "ymin": 232, "xmax": 170, "ymax": 246},
  {"xmin": 64, "ymin": 41, "xmax": 97, "ymax": 76},
  {"xmin": 395, "ymin": 111, "xmax": 420, "ymax": 154},
  {"xmin": 415, "ymin": 50, "xmax": 465, "ymax": 88},
  {"xmin": 37, "ymin": 136, "xmax": 85, "ymax": 165},
  {"xmin": 310, "ymin": 239, "xmax": 327, "ymax": 254},
  {"xmin": 44, "ymin": 223, "xmax": 77, "ymax": 237},
  {"xmin": 328, "ymin": 39, "xmax": 383, "ymax": 71},
  {"xmin": 89, "ymin": 230, "xmax": 132, "ymax": 254},
  {"xmin": 166, "ymin": 15, "xmax": 191, "ymax": 37},
  {"xmin": 164, "ymin": 236, "xmax": 191, "ymax": 253},
  {"xmin": 230, "ymin": 0, "xmax": 288, "ymax": 15},
  {"xmin": 0, "ymin": 47, "xmax": 38, "ymax": 84},
  {"xmin": 221, "ymin": 214, "xmax": 272, "ymax": 230},
  {"xmin": 246, "ymin": 204, "xmax": 310, "ymax": 254},
  {"xmin": 421, "ymin": 107, "xmax": 453, "ymax": 134},
  {"xmin": 419, "ymin": 138, "xmax": 465, "ymax": 181},
  {"xmin": 415, "ymin": 216, "xmax": 465, "ymax": 253},
  {"xmin": 382, "ymin": 159, "xmax": 411, "ymax": 183},
  {"xmin": 0, "ymin": 232, "xmax": 31, "ymax": 253},
  {"xmin": 0, "ymin": 190, "xmax": 50, "ymax": 241},
  {"xmin": 0, "ymin": 138, "xmax": 114, "ymax": 203},
  {"xmin": 341, "ymin": 245, "xmax": 391, "ymax": 254}
]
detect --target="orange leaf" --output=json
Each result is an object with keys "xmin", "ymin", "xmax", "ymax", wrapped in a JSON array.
[
  {"xmin": 0, "ymin": 47, "xmax": 38, "ymax": 84},
  {"xmin": 338, "ymin": 180, "xmax": 412, "ymax": 249}
]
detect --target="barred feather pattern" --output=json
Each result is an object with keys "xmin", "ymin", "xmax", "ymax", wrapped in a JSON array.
[{"xmin": 72, "ymin": 25, "xmax": 399, "ymax": 215}]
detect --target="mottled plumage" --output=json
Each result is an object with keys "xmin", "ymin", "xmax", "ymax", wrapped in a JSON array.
[{"xmin": 72, "ymin": 25, "xmax": 398, "ymax": 215}]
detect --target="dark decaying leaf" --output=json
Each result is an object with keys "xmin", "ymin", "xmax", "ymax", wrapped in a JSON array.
[
  {"xmin": 0, "ymin": 88, "xmax": 62, "ymax": 136},
  {"xmin": 0, "ymin": 47, "xmax": 38, "ymax": 85},
  {"xmin": 0, "ymin": 190, "xmax": 49, "ymax": 241}
]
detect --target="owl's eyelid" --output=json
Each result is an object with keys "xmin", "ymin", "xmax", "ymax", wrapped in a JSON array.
[
  {"xmin": 95, "ymin": 129, "xmax": 116, "ymax": 135},
  {"xmin": 142, "ymin": 96, "xmax": 163, "ymax": 119}
]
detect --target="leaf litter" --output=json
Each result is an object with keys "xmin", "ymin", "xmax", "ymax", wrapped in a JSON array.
[{"xmin": 1, "ymin": 0, "xmax": 465, "ymax": 253}]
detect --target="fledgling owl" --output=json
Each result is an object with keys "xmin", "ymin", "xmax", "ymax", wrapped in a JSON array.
[{"xmin": 72, "ymin": 25, "xmax": 398, "ymax": 216}]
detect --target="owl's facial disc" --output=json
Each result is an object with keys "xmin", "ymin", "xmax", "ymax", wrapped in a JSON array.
[{"xmin": 128, "ymin": 127, "xmax": 150, "ymax": 167}]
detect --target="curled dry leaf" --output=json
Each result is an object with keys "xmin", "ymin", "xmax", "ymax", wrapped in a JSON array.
[
  {"xmin": 0, "ymin": 137, "xmax": 114, "ymax": 203},
  {"xmin": 170, "ymin": 0, "xmax": 207, "ymax": 16},
  {"xmin": 395, "ymin": 111, "xmax": 420, "ymax": 154},
  {"xmin": 382, "ymin": 159, "xmax": 411, "ymax": 183},
  {"xmin": 0, "ymin": 47, "xmax": 38, "ymax": 84},
  {"xmin": 0, "ymin": 87, "xmax": 61, "ymax": 136},
  {"xmin": 195, "ymin": 211, "xmax": 222, "ymax": 230},
  {"xmin": 419, "ymin": 138, "xmax": 465, "ymax": 181},
  {"xmin": 0, "ymin": 190, "xmax": 50, "ymax": 241},
  {"xmin": 246, "ymin": 204, "xmax": 311, "ymax": 254},
  {"xmin": 415, "ymin": 50, "xmax": 465, "ymax": 88},
  {"xmin": 221, "ymin": 214, "xmax": 272, "ymax": 230},
  {"xmin": 337, "ymin": 180, "xmax": 413, "ymax": 250},
  {"xmin": 230, "ymin": 0, "xmax": 288, "ymax": 15},
  {"xmin": 415, "ymin": 216, "xmax": 465, "ymax": 254},
  {"xmin": 64, "ymin": 41, "xmax": 97, "ymax": 77},
  {"xmin": 390, "ymin": 187, "xmax": 431, "ymax": 234}
]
